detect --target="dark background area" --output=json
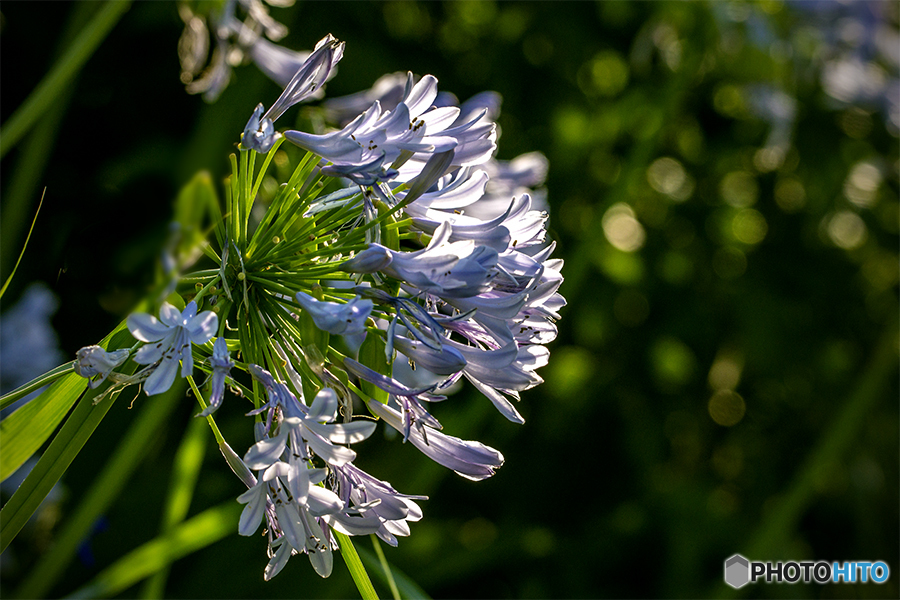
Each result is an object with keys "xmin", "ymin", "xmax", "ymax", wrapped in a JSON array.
[{"xmin": 1, "ymin": 1, "xmax": 897, "ymax": 598}]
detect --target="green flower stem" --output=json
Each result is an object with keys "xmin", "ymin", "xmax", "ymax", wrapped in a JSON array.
[
  {"xmin": 370, "ymin": 535, "xmax": 401, "ymax": 600},
  {"xmin": 191, "ymin": 274, "xmax": 221, "ymax": 304},
  {"xmin": 250, "ymin": 137, "xmax": 288, "ymax": 199},
  {"xmin": 188, "ymin": 375, "xmax": 226, "ymax": 445},
  {"xmin": 227, "ymin": 153, "xmax": 241, "ymax": 244},
  {"xmin": 141, "ymin": 410, "xmax": 208, "ymax": 599},
  {"xmin": 247, "ymin": 154, "xmax": 322, "ymax": 259},
  {"xmin": 0, "ymin": 0, "xmax": 131, "ymax": 158},
  {"xmin": 334, "ymin": 530, "xmax": 379, "ymax": 600},
  {"xmin": 245, "ymin": 274, "xmax": 304, "ymax": 298},
  {"xmin": 14, "ymin": 381, "xmax": 184, "ymax": 599},
  {"xmin": 356, "ymin": 545, "xmax": 431, "ymax": 600},
  {"xmin": 0, "ymin": 360, "xmax": 75, "ymax": 411}
]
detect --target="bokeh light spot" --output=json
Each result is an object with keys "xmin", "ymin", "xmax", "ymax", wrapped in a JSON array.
[
  {"xmin": 732, "ymin": 208, "xmax": 768, "ymax": 245},
  {"xmin": 578, "ymin": 50, "xmax": 629, "ymax": 98},
  {"xmin": 826, "ymin": 211, "xmax": 868, "ymax": 249},
  {"xmin": 708, "ymin": 350, "xmax": 743, "ymax": 391},
  {"xmin": 651, "ymin": 336, "xmax": 696, "ymax": 388},
  {"xmin": 647, "ymin": 157, "xmax": 694, "ymax": 202},
  {"xmin": 844, "ymin": 161, "xmax": 882, "ymax": 208},
  {"xmin": 719, "ymin": 171, "xmax": 758, "ymax": 208},
  {"xmin": 775, "ymin": 177, "xmax": 806, "ymax": 213},
  {"xmin": 602, "ymin": 203, "xmax": 646, "ymax": 252},
  {"xmin": 708, "ymin": 390, "xmax": 746, "ymax": 426},
  {"xmin": 544, "ymin": 345, "xmax": 595, "ymax": 401}
]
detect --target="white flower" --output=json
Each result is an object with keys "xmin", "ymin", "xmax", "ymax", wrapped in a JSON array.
[{"xmin": 127, "ymin": 301, "xmax": 218, "ymax": 396}]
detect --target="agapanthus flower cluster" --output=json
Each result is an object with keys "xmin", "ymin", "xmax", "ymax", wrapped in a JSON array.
[{"xmin": 76, "ymin": 34, "xmax": 563, "ymax": 579}]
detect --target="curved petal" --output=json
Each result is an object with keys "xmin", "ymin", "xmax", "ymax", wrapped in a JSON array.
[
  {"xmin": 127, "ymin": 313, "xmax": 170, "ymax": 342},
  {"xmin": 187, "ymin": 310, "xmax": 218, "ymax": 344},
  {"xmin": 143, "ymin": 356, "xmax": 179, "ymax": 396}
]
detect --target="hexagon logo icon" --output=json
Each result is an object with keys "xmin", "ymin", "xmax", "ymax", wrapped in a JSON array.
[{"xmin": 724, "ymin": 554, "xmax": 750, "ymax": 589}]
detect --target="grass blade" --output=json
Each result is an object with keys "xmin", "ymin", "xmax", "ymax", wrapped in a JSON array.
[
  {"xmin": 0, "ymin": 321, "xmax": 127, "ymax": 482},
  {"xmin": 0, "ymin": 323, "xmax": 134, "ymax": 553},
  {"xmin": 0, "ymin": 360, "xmax": 75, "ymax": 411},
  {"xmin": 0, "ymin": 189, "xmax": 45, "ymax": 300},
  {"xmin": 141, "ymin": 413, "xmax": 209, "ymax": 599}
]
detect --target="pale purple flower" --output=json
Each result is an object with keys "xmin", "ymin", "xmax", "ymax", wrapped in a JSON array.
[
  {"xmin": 366, "ymin": 399, "xmax": 504, "ymax": 481},
  {"xmin": 284, "ymin": 74, "xmax": 496, "ymax": 186},
  {"xmin": 74, "ymin": 346, "xmax": 130, "ymax": 389},
  {"xmin": 243, "ymin": 34, "xmax": 344, "ymax": 153},
  {"xmin": 294, "ymin": 291, "xmax": 373, "ymax": 336},
  {"xmin": 199, "ymin": 337, "xmax": 234, "ymax": 416},
  {"xmin": 127, "ymin": 301, "xmax": 218, "ymax": 396},
  {"xmin": 331, "ymin": 462, "xmax": 426, "ymax": 546}
]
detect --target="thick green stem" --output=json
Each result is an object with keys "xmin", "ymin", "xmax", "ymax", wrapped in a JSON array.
[{"xmin": 335, "ymin": 530, "xmax": 379, "ymax": 600}]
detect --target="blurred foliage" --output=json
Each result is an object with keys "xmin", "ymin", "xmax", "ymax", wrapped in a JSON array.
[{"xmin": 1, "ymin": 1, "xmax": 897, "ymax": 598}]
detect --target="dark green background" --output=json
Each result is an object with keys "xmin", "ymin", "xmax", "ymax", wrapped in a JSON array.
[{"xmin": 1, "ymin": 1, "xmax": 897, "ymax": 598}]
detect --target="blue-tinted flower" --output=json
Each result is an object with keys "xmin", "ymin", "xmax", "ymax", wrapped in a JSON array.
[
  {"xmin": 294, "ymin": 291, "xmax": 373, "ymax": 336},
  {"xmin": 242, "ymin": 34, "xmax": 344, "ymax": 152},
  {"xmin": 284, "ymin": 74, "xmax": 496, "ymax": 185},
  {"xmin": 199, "ymin": 337, "xmax": 234, "ymax": 416},
  {"xmin": 74, "ymin": 346, "xmax": 130, "ymax": 389},
  {"xmin": 127, "ymin": 301, "xmax": 218, "ymax": 396},
  {"xmin": 366, "ymin": 399, "xmax": 504, "ymax": 480}
]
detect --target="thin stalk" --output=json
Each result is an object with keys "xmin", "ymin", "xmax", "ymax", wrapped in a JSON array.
[
  {"xmin": 335, "ymin": 530, "xmax": 379, "ymax": 600},
  {"xmin": 0, "ymin": 189, "xmax": 45, "ymax": 299},
  {"xmin": 188, "ymin": 376, "xmax": 226, "ymax": 444},
  {"xmin": 371, "ymin": 535, "xmax": 401, "ymax": 600},
  {"xmin": 250, "ymin": 136, "xmax": 287, "ymax": 200}
]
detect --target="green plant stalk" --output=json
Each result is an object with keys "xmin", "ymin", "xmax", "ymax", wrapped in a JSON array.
[
  {"xmin": 65, "ymin": 501, "xmax": 244, "ymax": 600},
  {"xmin": 714, "ymin": 317, "xmax": 899, "ymax": 598},
  {"xmin": 189, "ymin": 375, "xmax": 226, "ymax": 444},
  {"xmin": 141, "ymin": 411, "xmax": 208, "ymax": 599},
  {"xmin": 335, "ymin": 530, "xmax": 379, "ymax": 600},
  {"xmin": 370, "ymin": 535, "xmax": 401, "ymax": 600},
  {"xmin": 14, "ymin": 381, "xmax": 184, "ymax": 599},
  {"xmin": 0, "ymin": 0, "xmax": 131, "ymax": 158},
  {"xmin": 0, "ymin": 360, "xmax": 75, "ymax": 411},
  {"xmin": 356, "ymin": 546, "xmax": 431, "ymax": 600}
]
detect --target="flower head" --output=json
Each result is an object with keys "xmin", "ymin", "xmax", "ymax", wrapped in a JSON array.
[{"xmin": 127, "ymin": 301, "xmax": 217, "ymax": 395}]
